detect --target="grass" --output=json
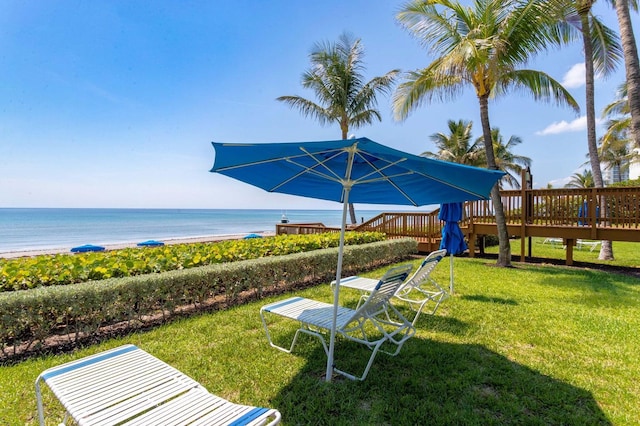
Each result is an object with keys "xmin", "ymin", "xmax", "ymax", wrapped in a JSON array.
[
  {"xmin": 486, "ymin": 236, "xmax": 640, "ymax": 268},
  {"xmin": 2, "ymin": 241, "xmax": 639, "ymax": 425}
]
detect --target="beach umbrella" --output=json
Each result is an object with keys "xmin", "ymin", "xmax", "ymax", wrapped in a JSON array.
[
  {"xmin": 438, "ymin": 202, "xmax": 467, "ymax": 294},
  {"xmin": 210, "ymin": 137, "xmax": 504, "ymax": 381},
  {"xmin": 137, "ymin": 240, "xmax": 165, "ymax": 247},
  {"xmin": 70, "ymin": 244, "xmax": 105, "ymax": 253}
]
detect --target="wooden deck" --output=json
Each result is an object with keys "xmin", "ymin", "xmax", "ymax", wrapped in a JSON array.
[
  {"xmin": 466, "ymin": 186, "xmax": 640, "ymax": 264},
  {"xmin": 275, "ymin": 186, "xmax": 640, "ymax": 265}
]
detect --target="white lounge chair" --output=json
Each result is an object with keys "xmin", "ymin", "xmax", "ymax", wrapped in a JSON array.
[
  {"xmin": 542, "ymin": 238, "xmax": 565, "ymax": 248},
  {"xmin": 36, "ymin": 344, "xmax": 281, "ymax": 426},
  {"xmin": 260, "ymin": 264, "xmax": 415, "ymax": 381},
  {"xmin": 335, "ymin": 249, "xmax": 448, "ymax": 326},
  {"xmin": 577, "ymin": 239, "xmax": 601, "ymax": 252}
]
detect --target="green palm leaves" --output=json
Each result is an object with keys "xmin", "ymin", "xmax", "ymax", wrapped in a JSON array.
[
  {"xmin": 277, "ymin": 33, "xmax": 399, "ymax": 139},
  {"xmin": 394, "ymin": 0, "xmax": 580, "ymax": 119}
]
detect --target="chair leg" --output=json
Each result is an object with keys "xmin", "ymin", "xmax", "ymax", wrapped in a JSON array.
[
  {"xmin": 260, "ymin": 309, "xmax": 302, "ymax": 354},
  {"xmin": 260, "ymin": 309, "xmax": 331, "ymax": 357},
  {"xmin": 333, "ymin": 340, "xmax": 385, "ymax": 381}
]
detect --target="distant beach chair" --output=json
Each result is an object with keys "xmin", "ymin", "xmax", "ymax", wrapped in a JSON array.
[
  {"xmin": 260, "ymin": 264, "xmax": 415, "ymax": 381},
  {"xmin": 334, "ymin": 249, "xmax": 449, "ymax": 326},
  {"xmin": 36, "ymin": 344, "xmax": 281, "ymax": 425},
  {"xmin": 577, "ymin": 239, "xmax": 601, "ymax": 252},
  {"xmin": 542, "ymin": 238, "xmax": 565, "ymax": 248},
  {"xmin": 70, "ymin": 244, "xmax": 105, "ymax": 253}
]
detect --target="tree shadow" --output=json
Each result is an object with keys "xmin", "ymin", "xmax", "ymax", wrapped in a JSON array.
[
  {"xmin": 461, "ymin": 294, "xmax": 519, "ymax": 305},
  {"xmin": 270, "ymin": 337, "xmax": 610, "ymax": 425}
]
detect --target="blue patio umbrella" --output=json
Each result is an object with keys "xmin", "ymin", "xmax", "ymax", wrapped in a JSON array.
[
  {"xmin": 70, "ymin": 244, "xmax": 105, "ymax": 253},
  {"xmin": 210, "ymin": 137, "xmax": 505, "ymax": 381},
  {"xmin": 439, "ymin": 202, "xmax": 468, "ymax": 294},
  {"xmin": 137, "ymin": 240, "xmax": 165, "ymax": 247}
]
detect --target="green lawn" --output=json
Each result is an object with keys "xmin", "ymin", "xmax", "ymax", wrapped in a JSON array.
[
  {"xmin": 487, "ymin": 236, "xmax": 640, "ymax": 268},
  {"xmin": 2, "ymin": 243, "xmax": 639, "ymax": 425}
]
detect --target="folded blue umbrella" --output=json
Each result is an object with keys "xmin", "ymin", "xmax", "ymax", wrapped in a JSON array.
[
  {"xmin": 70, "ymin": 244, "xmax": 105, "ymax": 253},
  {"xmin": 137, "ymin": 240, "xmax": 165, "ymax": 247}
]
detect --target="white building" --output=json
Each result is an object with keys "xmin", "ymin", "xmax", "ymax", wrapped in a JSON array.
[
  {"xmin": 630, "ymin": 148, "xmax": 640, "ymax": 180},
  {"xmin": 602, "ymin": 148, "xmax": 640, "ymax": 184}
]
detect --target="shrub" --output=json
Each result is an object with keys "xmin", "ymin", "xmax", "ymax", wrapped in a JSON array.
[
  {"xmin": 0, "ymin": 232, "xmax": 386, "ymax": 292},
  {"xmin": 0, "ymin": 238, "xmax": 417, "ymax": 360}
]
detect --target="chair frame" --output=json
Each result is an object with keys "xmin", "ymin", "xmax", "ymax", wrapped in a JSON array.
[
  {"xmin": 337, "ymin": 249, "xmax": 448, "ymax": 326},
  {"xmin": 260, "ymin": 264, "xmax": 415, "ymax": 381}
]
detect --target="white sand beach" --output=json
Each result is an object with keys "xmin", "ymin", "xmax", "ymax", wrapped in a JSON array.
[{"xmin": 0, "ymin": 231, "xmax": 276, "ymax": 259}]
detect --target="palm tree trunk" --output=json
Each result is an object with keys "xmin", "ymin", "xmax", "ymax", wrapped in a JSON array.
[
  {"xmin": 342, "ymin": 125, "xmax": 358, "ymax": 225},
  {"xmin": 615, "ymin": 0, "xmax": 640, "ymax": 148},
  {"xmin": 478, "ymin": 95, "xmax": 511, "ymax": 267},
  {"xmin": 581, "ymin": 12, "xmax": 614, "ymax": 260},
  {"xmin": 348, "ymin": 204, "xmax": 357, "ymax": 225},
  {"xmin": 582, "ymin": 13, "xmax": 604, "ymax": 188}
]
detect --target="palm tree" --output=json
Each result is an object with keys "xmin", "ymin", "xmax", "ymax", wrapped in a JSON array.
[
  {"xmin": 277, "ymin": 33, "xmax": 399, "ymax": 224},
  {"xmin": 550, "ymin": 0, "xmax": 622, "ymax": 261},
  {"xmin": 554, "ymin": 1, "xmax": 622, "ymax": 190},
  {"xmin": 394, "ymin": 0, "xmax": 579, "ymax": 267},
  {"xmin": 607, "ymin": 0, "xmax": 640, "ymax": 148},
  {"xmin": 601, "ymin": 83, "xmax": 632, "ymax": 150},
  {"xmin": 565, "ymin": 169, "xmax": 595, "ymax": 187},
  {"xmin": 598, "ymin": 128, "xmax": 638, "ymax": 182},
  {"xmin": 476, "ymin": 129, "xmax": 532, "ymax": 189},
  {"xmin": 422, "ymin": 119, "xmax": 483, "ymax": 166}
]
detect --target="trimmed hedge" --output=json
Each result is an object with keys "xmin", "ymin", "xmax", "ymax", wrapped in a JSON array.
[
  {"xmin": 0, "ymin": 238, "xmax": 417, "ymax": 360},
  {"xmin": 0, "ymin": 232, "xmax": 387, "ymax": 292}
]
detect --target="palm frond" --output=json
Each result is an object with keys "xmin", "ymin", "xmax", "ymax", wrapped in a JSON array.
[
  {"xmin": 392, "ymin": 65, "xmax": 464, "ymax": 120},
  {"xmin": 275, "ymin": 96, "xmax": 334, "ymax": 126},
  {"xmin": 589, "ymin": 15, "xmax": 623, "ymax": 76},
  {"xmin": 499, "ymin": 69, "xmax": 580, "ymax": 112}
]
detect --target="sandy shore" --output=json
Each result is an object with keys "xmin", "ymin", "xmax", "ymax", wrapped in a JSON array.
[{"xmin": 0, "ymin": 231, "xmax": 276, "ymax": 259}]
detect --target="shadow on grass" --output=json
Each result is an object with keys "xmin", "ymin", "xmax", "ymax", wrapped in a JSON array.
[
  {"xmin": 477, "ymin": 253, "xmax": 640, "ymax": 282},
  {"xmin": 270, "ymin": 337, "xmax": 610, "ymax": 425},
  {"xmin": 461, "ymin": 294, "xmax": 519, "ymax": 305}
]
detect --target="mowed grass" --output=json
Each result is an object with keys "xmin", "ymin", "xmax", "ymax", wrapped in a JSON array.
[
  {"xmin": 486, "ymin": 236, "xmax": 640, "ymax": 268},
  {"xmin": 2, "ymin": 244, "xmax": 639, "ymax": 425}
]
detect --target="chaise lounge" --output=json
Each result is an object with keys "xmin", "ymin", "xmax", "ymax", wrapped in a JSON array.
[
  {"xmin": 260, "ymin": 264, "xmax": 415, "ymax": 381},
  {"xmin": 36, "ymin": 344, "xmax": 281, "ymax": 425},
  {"xmin": 334, "ymin": 249, "xmax": 449, "ymax": 326}
]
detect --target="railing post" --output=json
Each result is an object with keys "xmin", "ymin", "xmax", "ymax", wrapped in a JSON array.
[
  {"xmin": 590, "ymin": 187, "xmax": 598, "ymax": 240},
  {"xmin": 520, "ymin": 170, "xmax": 527, "ymax": 261}
]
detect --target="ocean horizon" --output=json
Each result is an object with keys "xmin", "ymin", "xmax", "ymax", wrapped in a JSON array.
[{"xmin": 0, "ymin": 207, "xmax": 407, "ymax": 254}]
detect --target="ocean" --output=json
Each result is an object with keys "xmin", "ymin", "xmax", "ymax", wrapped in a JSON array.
[{"xmin": 0, "ymin": 208, "xmax": 389, "ymax": 254}]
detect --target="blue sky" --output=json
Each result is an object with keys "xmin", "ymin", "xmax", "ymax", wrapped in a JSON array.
[{"xmin": 1, "ymin": 1, "xmax": 637, "ymax": 210}]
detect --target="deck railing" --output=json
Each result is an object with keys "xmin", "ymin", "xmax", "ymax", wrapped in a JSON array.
[
  {"xmin": 357, "ymin": 212, "xmax": 441, "ymax": 239},
  {"xmin": 275, "ymin": 186, "xmax": 640, "ymax": 264},
  {"xmin": 465, "ymin": 187, "xmax": 640, "ymax": 230}
]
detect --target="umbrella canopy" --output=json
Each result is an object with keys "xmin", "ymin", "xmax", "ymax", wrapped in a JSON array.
[
  {"xmin": 70, "ymin": 244, "xmax": 105, "ymax": 253},
  {"xmin": 210, "ymin": 137, "xmax": 504, "ymax": 381},
  {"xmin": 137, "ymin": 240, "xmax": 165, "ymax": 247},
  {"xmin": 439, "ymin": 203, "xmax": 467, "ymax": 255},
  {"xmin": 211, "ymin": 138, "xmax": 504, "ymax": 206},
  {"xmin": 439, "ymin": 202, "xmax": 468, "ymax": 294}
]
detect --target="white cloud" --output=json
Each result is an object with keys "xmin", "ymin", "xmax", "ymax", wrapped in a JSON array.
[
  {"xmin": 536, "ymin": 116, "xmax": 587, "ymax": 135},
  {"xmin": 548, "ymin": 176, "xmax": 571, "ymax": 188},
  {"xmin": 562, "ymin": 63, "xmax": 585, "ymax": 89}
]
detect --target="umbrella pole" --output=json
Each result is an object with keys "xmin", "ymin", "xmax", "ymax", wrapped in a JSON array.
[
  {"xmin": 326, "ymin": 190, "xmax": 350, "ymax": 382},
  {"xmin": 449, "ymin": 254, "xmax": 454, "ymax": 295},
  {"xmin": 326, "ymin": 144, "xmax": 356, "ymax": 382}
]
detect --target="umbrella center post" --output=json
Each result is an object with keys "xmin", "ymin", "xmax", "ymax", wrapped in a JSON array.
[{"xmin": 326, "ymin": 146, "xmax": 356, "ymax": 382}]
